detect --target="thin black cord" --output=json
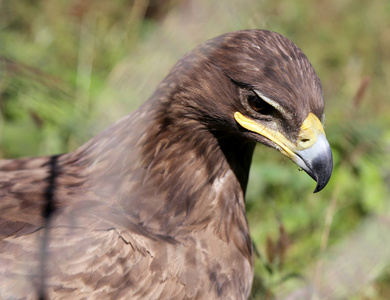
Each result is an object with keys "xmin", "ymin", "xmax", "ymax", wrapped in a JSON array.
[{"xmin": 39, "ymin": 155, "xmax": 59, "ymax": 300}]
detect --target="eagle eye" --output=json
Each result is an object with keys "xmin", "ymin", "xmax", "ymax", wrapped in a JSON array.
[{"xmin": 248, "ymin": 93, "xmax": 275, "ymax": 116}]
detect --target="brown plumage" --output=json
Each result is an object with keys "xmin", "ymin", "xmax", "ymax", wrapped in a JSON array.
[{"xmin": 0, "ymin": 30, "xmax": 333, "ymax": 299}]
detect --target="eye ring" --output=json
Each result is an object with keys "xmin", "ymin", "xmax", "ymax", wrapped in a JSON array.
[{"xmin": 248, "ymin": 93, "xmax": 275, "ymax": 116}]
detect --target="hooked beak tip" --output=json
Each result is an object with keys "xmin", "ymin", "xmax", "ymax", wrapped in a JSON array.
[{"xmin": 295, "ymin": 134, "xmax": 333, "ymax": 193}]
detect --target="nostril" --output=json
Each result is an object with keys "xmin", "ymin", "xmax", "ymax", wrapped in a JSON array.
[{"xmin": 299, "ymin": 138, "xmax": 311, "ymax": 148}]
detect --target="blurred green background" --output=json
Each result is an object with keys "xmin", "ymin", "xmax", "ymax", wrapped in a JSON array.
[{"xmin": 1, "ymin": 0, "xmax": 390, "ymax": 299}]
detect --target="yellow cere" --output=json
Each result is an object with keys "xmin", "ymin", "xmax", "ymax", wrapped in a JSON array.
[{"xmin": 297, "ymin": 113, "xmax": 325, "ymax": 150}]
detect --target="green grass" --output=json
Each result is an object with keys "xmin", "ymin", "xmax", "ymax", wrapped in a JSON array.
[{"xmin": 1, "ymin": 0, "xmax": 390, "ymax": 298}]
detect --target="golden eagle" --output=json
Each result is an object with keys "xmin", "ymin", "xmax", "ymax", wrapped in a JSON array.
[{"xmin": 0, "ymin": 30, "xmax": 332, "ymax": 299}]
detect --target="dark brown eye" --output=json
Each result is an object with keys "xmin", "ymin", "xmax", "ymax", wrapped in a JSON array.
[{"xmin": 248, "ymin": 93, "xmax": 275, "ymax": 116}]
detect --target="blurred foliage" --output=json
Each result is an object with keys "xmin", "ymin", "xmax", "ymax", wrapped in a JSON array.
[{"xmin": 1, "ymin": 0, "xmax": 390, "ymax": 299}]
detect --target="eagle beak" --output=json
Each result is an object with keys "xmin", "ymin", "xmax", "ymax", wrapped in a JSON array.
[
  {"xmin": 234, "ymin": 112, "xmax": 333, "ymax": 193},
  {"xmin": 295, "ymin": 134, "xmax": 333, "ymax": 192}
]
